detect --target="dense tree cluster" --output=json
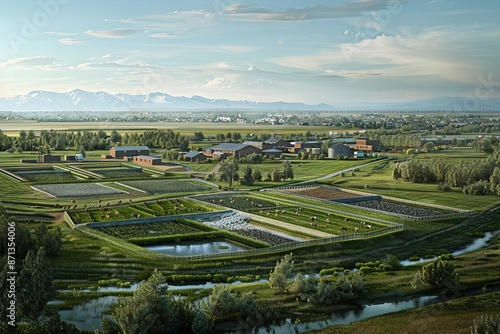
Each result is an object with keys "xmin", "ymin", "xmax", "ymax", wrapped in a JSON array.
[
  {"xmin": 412, "ymin": 256, "xmax": 460, "ymax": 290},
  {"xmin": 1, "ymin": 128, "xmax": 190, "ymax": 153},
  {"xmin": 393, "ymin": 143, "xmax": 500, "ymax": 195}
]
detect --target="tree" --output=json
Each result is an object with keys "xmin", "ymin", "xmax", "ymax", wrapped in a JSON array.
[
  {"xmin": 17, "ymin": 247, "xmax": 54, "ymax": 321},
  {"xmin": 216, "ymin": 133, "xmax": 226, "ymax": 142},
  {"xmin": 232, "ymin": 132, "xmax": 242, "ymax": 141},
  {"xmin": 252, "ymin": 169, "xmax": 262, "ymax": 182},
  {"xmin": 282, "ymin": 160, "xmax": 294, "ymax": 180},
  {"xmin": 193, "ymin": 131, "xmax": 205, "ymax": 143},
  {"xmin": 217, "ymin": 157, "xmax": 239, "ymax": 188},
  {"xmin": 269, "ymin": 253, "xmax": 294, "ymax": 292},
  {"xmin": 243, "ymin": 165, "xmax": 255, "ymax": 186},
  {"xmin": 423, "ymin": 141, "xmax": 435, "ymax": 153},
  {"xmin": 110, "ymin": 130, "xmax": 122, "ymax": 144},
  {"xmin": 418, "ymin": 257, "xmax": 459, "ymax": 289},
  {"xmin": 202, "ymin": 284, "xmax": 254, "ymax": 319},
  {"xmin": 34, "ymin": 224, "xmax": 62, "ymax": 257}
]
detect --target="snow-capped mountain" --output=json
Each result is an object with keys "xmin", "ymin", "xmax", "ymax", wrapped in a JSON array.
[{"xmin": 0, "ymin": 89, "xmax": 333, "ymax": 112}]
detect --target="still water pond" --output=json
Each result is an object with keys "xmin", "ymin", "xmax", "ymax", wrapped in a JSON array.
[{"xmin": 144, "ymin": 239, "xmax": 251, "ymax": 256}]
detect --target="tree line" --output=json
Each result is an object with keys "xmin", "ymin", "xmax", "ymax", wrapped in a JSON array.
[{"xmin": 393, "ymin": 141, "xmax": 500, "ymax": 195}]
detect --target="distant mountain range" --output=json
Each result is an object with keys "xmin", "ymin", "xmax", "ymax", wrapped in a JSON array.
[
  {"xmin": 0, "ymin": 89, "xmax": 332, "ymax": 112},
  {"xmin": 0, "ymin": 90, "xmax": 499, "ymax": 112}
]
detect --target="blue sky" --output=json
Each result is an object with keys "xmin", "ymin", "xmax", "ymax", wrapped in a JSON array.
[{"xmin": 1, "ymin": 0, "xmax": 499, "ymax": 105}]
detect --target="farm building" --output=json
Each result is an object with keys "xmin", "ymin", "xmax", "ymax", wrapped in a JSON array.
[
  {"xmin": 204, "ymin": 143, "xmax": 260, "ymax": 159},
  {"xmin": 354, "ymin": 138, "xmax": 381, "ymax": 152},
  {"xmin": 243, "ymin": 136, "xmax": 289, "ymax": 151},
  {"xmin": 41, "ymin": 154, "xmax": 61, "ymax": 163},
  {"xmin": 262, "ymin": 148, "xmax": 282, "ymax": 159},
  {"xmin": 133, "ymin": 155, "xmax": 162, "ymax": 166},
  {"xmin": 288, "ymin": 141, "xmax": 322, "ymax": 154},
  {"xmin": 110, "ymin": 146, "xmax": 150, "ymax": 158},
  {"xmin": 184, "ymin": 151, "xmax": 207, "ymax": 162},
  {"xmin": 328, "ymin": 143, "xmax": 352, "ymax": 159}
]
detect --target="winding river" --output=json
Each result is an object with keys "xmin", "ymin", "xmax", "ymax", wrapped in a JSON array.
[{"xmin": 58, "ymin": 230, "xmax": 499, "ymax": 332}]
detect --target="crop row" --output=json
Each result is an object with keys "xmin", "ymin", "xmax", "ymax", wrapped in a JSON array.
[
  {"xmin": 32, "ymin": 183, "xmax": 127, "ymax": 198},
  {"xmin": 92, "ymin": 221, "xmax": 201, "ymax": 240},
  {"xmin": 16, "ymin": 170, "xmax": 77, "ymax": 182},
  {"xmin": 69, "ymin": 198, "xmax": 212, "ymax": 224},
  {"xmin": 280, "ymin": 186, "xmax": 363, "ymax": 200},
  {"xmin": 119, "ymin": 179, "xmax": 213, "ymax": 194},
  {"xmin": 89, "ymin": 168, "xmax": 144, "ymax": 179},
  {"xmin": 348, "ymin": 200, "xmax": 447, "ymax": 218}
]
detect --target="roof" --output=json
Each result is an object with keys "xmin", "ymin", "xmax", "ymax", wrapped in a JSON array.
[
  {"xmin": 184, "ymin": 151, "xmax": 205, "ymax": 158},
  {"xmin": 113, "ymin": 146, "xmax": 149, "ymax": 151},
  {"xmin": 329, "ymin": 143, "xmax": 350, "ymax": 148},
  {"xmin": 262, "ymin": 148, "xmax": 282, "ymax": 153},
  {"xmin": 211, "ymin": 143, "xmax": 253, "ymax": 152},
  {"xmin": 135, "ymin": 155, "xmax": 161, "ymax": 160},
  {"xmin": 242, "ymin": 140, "xmax": 262, "ymax": 146},
  {"xmin": 263, "ymin": 136, "xmax": 283, "ymax": 144}
]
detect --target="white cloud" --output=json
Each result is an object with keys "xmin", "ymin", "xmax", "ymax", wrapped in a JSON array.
[
  {"xmin": 220, "ymin": 1, "xmax": 407, "ymax": 22},
  {"xmin": 84, "ymin": 29, "xmax": 141, "ymax": 39},
  {"xmin": 270, "ymin": 33, "xmax": 480, "ymax": 83},
  {"xmin": 1, "ymin": 56, "xmax": 60, "ymax": 70},
  {"xmin": 149, "ymin": 32, "xmax": 176, "ymax": 38},
  {"xmin": 44, "ymin": 31, "xmax": 78, "ymax": 36},
  {"xmin": 58, "ymin": 38, "xmax": 89, "ymax": 45}
]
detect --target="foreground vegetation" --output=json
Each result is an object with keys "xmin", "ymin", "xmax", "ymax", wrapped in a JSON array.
[{"xmin": 1, "ymin": 119, "xmax": 500, "ymax": 333}]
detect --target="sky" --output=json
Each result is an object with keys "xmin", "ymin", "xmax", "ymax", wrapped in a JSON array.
[{"xmin": 0, "ymin": 0, "xmax": 499, "ymax": 105}]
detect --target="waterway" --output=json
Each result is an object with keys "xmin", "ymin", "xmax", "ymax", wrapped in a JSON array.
[{"xmin": 59, "ymin": 230, "xmax": 499, "ymax": 331}]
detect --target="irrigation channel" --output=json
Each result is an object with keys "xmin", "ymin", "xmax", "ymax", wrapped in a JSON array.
[{"xmin": 57, "ymin": 230, "xmax": 500, "ymax": 332}]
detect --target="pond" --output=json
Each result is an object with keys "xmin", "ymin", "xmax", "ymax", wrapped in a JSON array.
[
  {"xmin": 144, "ymin": 239, "xmax": 251, "ymax": 256},
  {"xmin": 58, "ymin": 296, "xmax": 116, "ymax": 332}
]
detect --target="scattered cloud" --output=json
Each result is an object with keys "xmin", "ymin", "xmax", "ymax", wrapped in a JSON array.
[
  {"xmin": 84, "ymin": 28, "xmax": 142, "ymax": 39},
  {"xmin": 221, "ymin": 1, "xmax": 407, "ymax": 22},
  {"xmin": 1, "ymin": 56, "xmax": 59, "ymax": 68},
  {"xmin": 58, "ymin": 38, "xmax": 89, "ymax": 45},
  {"xmin": 149, "ymin": 32, "xmax": 176, "ymax": 38},
  {"xmin": 44, "ymin": 31, "xmax": 78, "ymax": 36}
]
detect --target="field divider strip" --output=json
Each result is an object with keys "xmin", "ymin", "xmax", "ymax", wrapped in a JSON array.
[{"xmin": 114, "ymin": 182, "xmax": 148, "ymax": 193}]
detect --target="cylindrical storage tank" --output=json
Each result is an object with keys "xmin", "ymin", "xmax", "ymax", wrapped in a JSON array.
[
  {"xmin": 311, "ymin": 148, "xmax": 321, "ymax": 155},
  {"xmin": 328, "ymin": 148, "xmax": 335, "ymax": 159}
]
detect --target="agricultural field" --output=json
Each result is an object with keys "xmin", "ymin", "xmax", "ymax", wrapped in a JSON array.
[
  {"xmin": 92, "ymin": 221, "xmax": 202, "ymax": 240},
  {"xmin": 280, "ymin": 186, "xmax": 364, "ymax": 201},
  {"xmin": 117, "ymin": 179, "xmax": 214, "ymax": 194},
  {"xmin": 196, "ymin": 193, "xmax": 387, "ymax": 235},
  {"xmin": 197, "ymin": 212, "xmax": 297, "ymax": 245},
  {"xmin": 31, "ymin": 183, "xmax": 127, "ymax": 198},
  {"xmin": 347, "ymin": 199, "xmax": 451, "ymax": 218},
  {"xmin": 2, "ymin": 166, "xmax": 78, "ymax": 182},
  {"xmin": 88, "ymin": 167, "xmax": 144, "ymax": 179},
  {"xmin": 69, "ymin": 198, "xmax": 213, "ymax": 224}
]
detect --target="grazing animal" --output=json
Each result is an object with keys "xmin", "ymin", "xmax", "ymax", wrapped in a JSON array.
[
  {"xmin": 266, "ymin": 212, "xmax": 270, "ymax": 217},
  {"xmin": 327, "ymin": 213, "xmax": 332, "ymax": 217},
  {"xmin": 325, "ymin": 218, "xmax": 331, "ymax": 223},
  {"xmin": 344, "ymin": 217, "xmax": 350, "ymax": 222},
  {"xmin": 340, "ymin": 227, "xmax": 348, "ymax": 232},
  {"xmin": 366, "ymin": 225, "xmax": 371, "ymax": 229},
  {"xmin": 354, "ymin": 227, "xmax": 359, "ymax": 232},
  {"xmin": 310, "ymin": 216, "xmax": 318, "ymax": 221},
  {"xmin": 275, "ymin": 213, "xmax": 279, "ymax": 218}
]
